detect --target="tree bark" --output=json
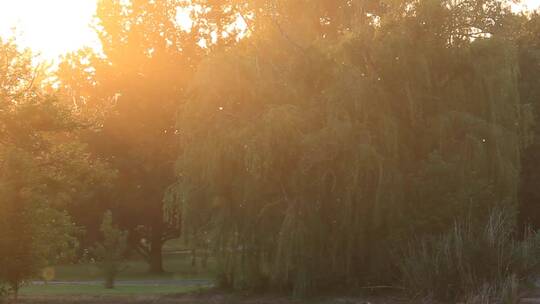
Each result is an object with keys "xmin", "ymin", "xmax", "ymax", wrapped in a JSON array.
[
  {"xmin": 191, "ymin": 248, "xmax": 197, "ymax": 267},
  {"xmin": 13, "ymin": 282, "xmax": 19, "ymax": 303},
  {"xmin": 202, "ymin": 249, "xmax": 208, "ymax": 269},
  {"xmin": 149, "ymin": 246, "xmax": 164, "ymax": 274},
  {"xmin": 105, "ymin": 275, "xmax": 115, "ymax": 289},
  {"xmin": 148, "ymin": 225, "xmax": 164, "ymax": 274}
]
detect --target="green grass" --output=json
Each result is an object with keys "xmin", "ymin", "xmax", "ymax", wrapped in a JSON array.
[
  {"xmin": 22, "ymin": 248, "xmax": 216, "ymax": 296},
  {"xmin": 20, "ymin": 284, "xmax": 204, "ymax": 296},
  {"xmin": 46, "ymin": 252, "xmax": 216, "ymax": 281}
]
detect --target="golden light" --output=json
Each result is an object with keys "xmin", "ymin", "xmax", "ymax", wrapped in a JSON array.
[
  {"xmin": 0, "ymin": 0, "xmax": 538, "ymax": 62},
  {"xmin": 513, "ymin": 0, "xmax": 540, "ymax": 11},
  {"xmin": 176, "ymin": 6, "xmax": 194, "ymax": 32},
  {"xmin": 525, "ymin": 0, "xmax": 540, "ymax": 9},
  {"xmin": 0, "ymin": 0, "xmax": 101, "ymax": 61}
]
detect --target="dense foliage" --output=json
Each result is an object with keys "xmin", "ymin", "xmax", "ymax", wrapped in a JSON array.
[
  {"xmin": 518, "ymin": 13, "xmax": 540, "ymax": 230},
  {"xmin": 2, "ymin": 0, "xmax": 540, "ymax": 302},
  {"xmin": 170, "ymin": 0, "xmax": 539, "ymax": 298},
  {"xmin": 0, "ymin": 39, "xmax": 115, "ymax": 298}
]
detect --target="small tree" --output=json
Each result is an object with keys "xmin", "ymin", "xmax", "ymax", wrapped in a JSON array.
[
  {"xmin": 0, "ymin": 38, "xmax": 116, "ymax": 300},
  {"xmin": 0, "ymin": 146, "xmax": 89, "ymax": 301},
  {"xmin": 92, "ymin": 211, "xmax": 128, "ymax": 289}
]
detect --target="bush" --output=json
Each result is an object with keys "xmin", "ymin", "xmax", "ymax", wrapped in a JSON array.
[
  {"xmin": 91, "ymin": 211, "xmax": 128, "ymax": 289},
  {"xmin": 399, "ymin": 207, "xmax": 540, "ymax": 302},
  {"xmin": 0, "ymin": 284, "xmax": 6, "ymax": 303}
]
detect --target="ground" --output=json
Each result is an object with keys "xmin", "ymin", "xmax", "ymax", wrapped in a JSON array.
[
  {"xmin": 8, "ymin": 246, "xmax": 540, "ymax": 304},
  {"xmin": 17, "ymin": 291, "xmax": 411, "ymax": 304},
  {"xmin": 11, "ymin": 251, "xmax": 411, "ymax": 304},
  {"xmin": 17, "ymin": 290, "xmax": 540, "ymax": 304},
  {"xmin": 20, "ymin": 284, "xmax": 207, "ymax": 296},
  {"xmin": 13, "ymin": 253, "xmax": 411, "ymax": 304},
  {"xmin": 40, "ymin": 247, "xmax": 216, "ymax": 282},
  {"xmin": 12, "ymin": 242, "xmax": 217, "ymax": 302}
]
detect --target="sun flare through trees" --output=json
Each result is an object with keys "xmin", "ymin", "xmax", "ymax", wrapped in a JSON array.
[{"xmin": 1, "ymin": 1, "xmax": 540, "ymax": 303}]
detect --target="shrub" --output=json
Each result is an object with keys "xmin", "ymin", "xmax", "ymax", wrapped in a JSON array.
[
  {"xmin": 399, "ymin": 207, "xmax": 540, "ymax": 302},
  {"xmin": 0, "ymin": 284, "xmax": 7, "ymax": 303},
  {"xmin": 91, "ymin": 211, "xmax": 129, "ymax": 289}
]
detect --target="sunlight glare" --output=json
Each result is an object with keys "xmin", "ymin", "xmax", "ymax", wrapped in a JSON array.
[
  {"xmin": 0, "ymin": 0, "xmax": 537, "ymax": 62},
  {"xmin": 514, "ymin": 0, "xmax": 540, "ymax": 11},
  {"xmin": 176, "ymin": 7, "xmax": 194, "ymax": 32},
  {"xmin": 0, "ymin": 0, "xmax": 101, "ymax": 61},
  {"xmin": 526, "ymin": 0, "xmax": 540, "ymax": 8}
]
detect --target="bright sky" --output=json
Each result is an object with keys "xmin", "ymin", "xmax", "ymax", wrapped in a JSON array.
[
  {"xmin": 0, "ymin": 0, "xmax": 538, "ymax": 62},
  {"xmin": 0, "ymin": 0, "xmax": 101, "ymax": 60},
  {"xmin": 514, "ymin": 0, "xmax": 540, "ymax": 11}
]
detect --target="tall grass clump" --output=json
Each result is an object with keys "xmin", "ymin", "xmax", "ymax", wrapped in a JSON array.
[{"xmin": 400, "ymin": 207, "xmax": 540, "ymax": 302}]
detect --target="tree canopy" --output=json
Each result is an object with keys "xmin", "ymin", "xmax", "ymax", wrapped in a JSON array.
[
  {"xmin": 2, "ymin": 0, "xmax": 540, "ymax": 301},
  {"xmin": 0, "ymin": 39, "xmax": 115, "ymax": 297},
  {"xmin": 171, "ymin": 0, "xmax": 536, "ymax": 294}
]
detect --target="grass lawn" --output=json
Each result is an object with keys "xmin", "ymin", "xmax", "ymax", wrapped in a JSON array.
[
  {"xmin": 19, "ymin": 284, "xmax": 205, "ymax": 296},
  {"xmin": 18, "ymin": 249, "xmax": 216, "ymax": 297},
  {"xmin": 45, "ymin": 251, "xmax": 216, "ymax": 282}
]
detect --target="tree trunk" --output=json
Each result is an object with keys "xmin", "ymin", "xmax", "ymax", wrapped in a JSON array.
[
  {"xmin": 105, "ymin": 275, "xmax": 115, "ymax": 289},
  {"xmin": 201, "ymin": 250, "xmax": 208, "ymax": 269},
  {"xmin": 149, "ymin": 246, "xmax": 164, "ymax": 274},
  {"xmin": 148, "ymin": 227, "xmax": 164, "ymax": 274},
  {"xmin": 202, "ymin": 248, "xmax": 208, "ymax": 269},
  {"xmin": 13, "ymin": 283, "xmax": 19, "ymax": 303},
  {"xmin": 191, "ymin": 248, "xmax": 197, "ymax": 267}
]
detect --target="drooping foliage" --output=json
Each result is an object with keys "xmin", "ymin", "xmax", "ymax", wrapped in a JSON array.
[
  {"xmin": 518, "ymin": 13, "xmax": 540, "ymax": 230},
  {"xmin": 171, "ymin": 0, "xmax": 533, "ymax": 295}
]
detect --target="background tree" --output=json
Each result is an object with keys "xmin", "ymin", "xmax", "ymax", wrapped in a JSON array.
[{"xmin": 55, "ymin": 0, "xmax": 242, "ymax": 273}]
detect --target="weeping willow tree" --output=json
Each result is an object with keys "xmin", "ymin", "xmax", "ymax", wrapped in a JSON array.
[{"xmin": 168, "ymin": 0, "xmax": 532, "ymax": 295}]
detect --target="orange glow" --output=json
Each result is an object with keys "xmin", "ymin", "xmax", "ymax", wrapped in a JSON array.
[
  {"xmin": 0, "ymin": 0, "xmax": 537, "ymax": 61},
  {"xmin": 0, "ymin": 0, "xmax": 101, "ymax": 61}
]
